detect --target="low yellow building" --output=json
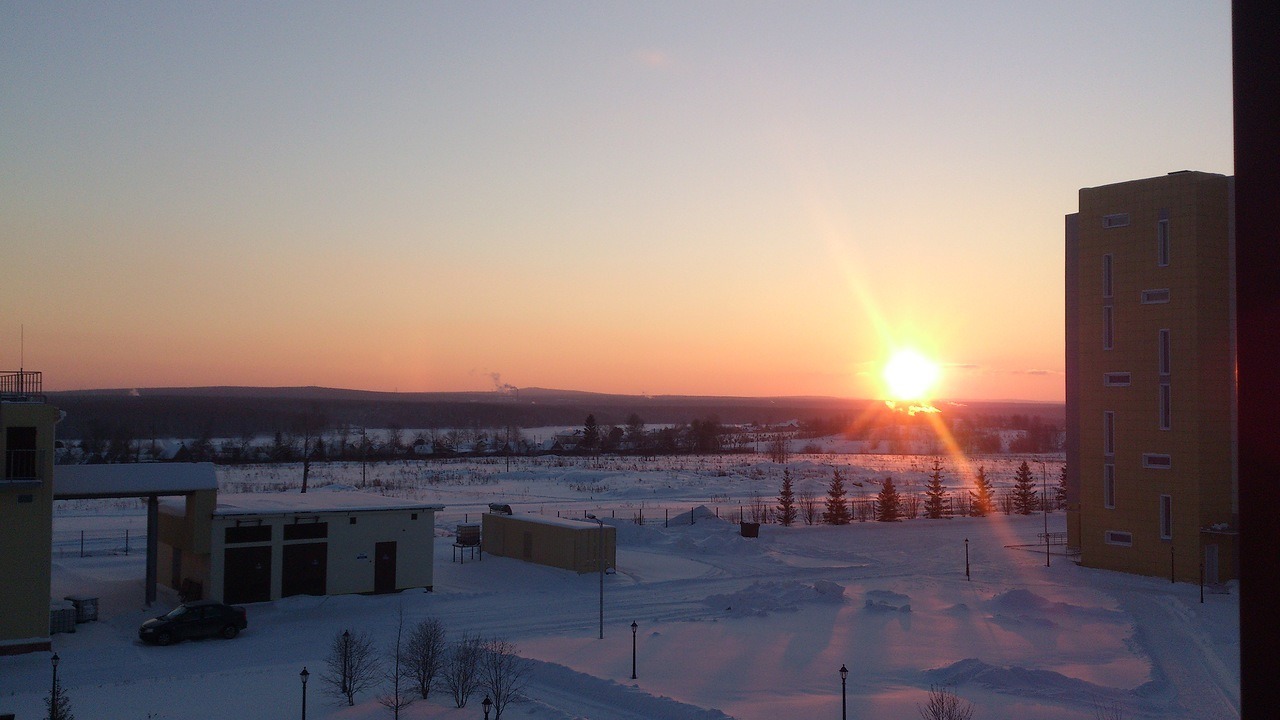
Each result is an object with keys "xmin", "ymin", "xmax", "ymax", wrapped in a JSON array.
[
  {"xmin": 482, "ymin": 512, "xmax": 616, "ymax": 574},
  {"xmin": 0, "ymin": 371, "xmax": 60, "ymax": 655}
]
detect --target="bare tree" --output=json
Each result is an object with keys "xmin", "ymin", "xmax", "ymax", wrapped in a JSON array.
[
  {"xmin": 747, "ymin": 491, "xmax": 770, "ymax": 523},
  {"xmin": 403, "ymin": 617, "xmax": 447, "ymax": 699},
  {"xmin": 917, "ymin": 684, "xmax": 974, "ymax": 720},
  {"xmin": 799, "ymin": 487, "xmax": 820, "ymax": 525},
  {"xmin": 481, "ymin": 637, "xmax": 532, "ymax": 719},
  {"xmin": 323, "ymin": 629, "xmax": 381, "ymax": 706},
  {"xmin": 767, "ymin": 434, "xmax": 790, "ymax": 463},
  {"xmin": 1090, "ymin": 698, "xmax": 1124, "ymax": 720},
  {"xmin": 378, "ymin": 609, "xmax": 415, "ymax": 718},
  {"xmin": 441, "ymin": 632, "xmax": 484, "ymax": 708}
]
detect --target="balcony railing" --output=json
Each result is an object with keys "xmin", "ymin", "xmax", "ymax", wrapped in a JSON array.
[
  {"xmin": 0, "ymin": 370, "xmax": 44, "ymax": 402},
  {"xmin": 4, "ymin": 449, "xmax": 46, "ymax": 482}
]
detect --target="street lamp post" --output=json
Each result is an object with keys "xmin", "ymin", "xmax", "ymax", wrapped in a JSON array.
[
  {"xmin": 839, "ymin": 664, "xmax": 848, "ymax": 720},
  {"xmin": 586, "ymin": 514, "xmax": 605, "ymax": 639},
  {"xmin": 1034, "ymin": 458, "xmax": 1050, "ymax": 567},
  {"xmin": 631, "ymin": 621, "xmax": 638, "ymax": 679},
  {"xmin": 483, "ymin": 695, "xmax": 492, "ymax": 719},
  {"xmin": 300, "ymin": 666, "xmax": 309, "ymax": 720},
  {"xmin": 51, "ymin": 652, "xmax": 60, "ymax": 718}
]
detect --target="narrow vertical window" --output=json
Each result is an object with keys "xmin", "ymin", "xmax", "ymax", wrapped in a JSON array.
[
  {"xmin": 1103, "ymin": 306, "xmax": 1114, "ymax": 350},
  {"xmin": 1159, "ymin": 494, "xmax": 1173, "ymax": 540},
  {"xmin": 1103, "ymin": 464, "xmax": 1115, "ymax": 509},
  {"xmin": 1157, "ymin": 219, "xmax": 1170, "ymax": 266},
  {"xmin": 1158, "ymin": 329, "xmax": 1171, "ymax": 375},
  {"xmin": 1159, "ymin": 383, "xmax": 1171, "ymax": 430},
  {"xmin": 1102, "ymin": 254, "xmax": 1113, "ymax": 298},
  {"xmin": 1103, "ymin": 411, "xmax": 1115, "ymax": 455}
]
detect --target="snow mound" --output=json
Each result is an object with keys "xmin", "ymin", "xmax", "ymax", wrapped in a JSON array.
[
  {"xmin": 669, "ymin": 505, "xmax": 727, "ymax": 526},
  {"xmin": 864, "ymin": 589, "xmax": 911, "ymax": 612},
  {"xmin": 705, "ymin": 580, "xmax": 847, "ymax": 617},
  {"xmin": 924, "ymin": 658, "xmax": 1146, "ymax": 709},
  {"xmin": 527, "ymin": 658, "xmax": 734, "ymax": 719},
  {"xmin": 983, "ymin": 588, "xmax": 1124, "ymax": 624}
]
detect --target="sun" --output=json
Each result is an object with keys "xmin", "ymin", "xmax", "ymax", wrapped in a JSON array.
[{"xmin": 882, "ymin": 348, "xmax": 941, "ymax": 401}]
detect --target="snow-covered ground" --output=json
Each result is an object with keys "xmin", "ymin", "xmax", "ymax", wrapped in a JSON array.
[{"xmin": 2, "ymin": 453, "xmax": 1239, "ymax": 719}]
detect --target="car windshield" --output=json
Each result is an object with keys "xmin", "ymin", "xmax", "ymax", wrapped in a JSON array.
[{"xmin": 162, "ymin": 605, "xmax": 194, "ymax": 620}]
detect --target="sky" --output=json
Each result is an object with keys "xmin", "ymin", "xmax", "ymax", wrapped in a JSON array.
[{"xmin": 1, "ymin": 1, "xmax": 1233, "ymax": 402}]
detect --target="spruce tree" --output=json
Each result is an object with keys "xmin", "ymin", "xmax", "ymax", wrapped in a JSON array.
[
  {"xmin": 46, "ymin": 674, "xmax": 74, "ymax": 720},
  {"xmin": 876, "ymin": 476, "xmax": 901, "ymax": 522},
  {"xmin": 776, "ymin": 469, "xmax": 798, "ymax": 527},
  {"xmin": 969, "ymin": 465, "xmax": 994, "ymax": 517},
  {"xmin": 924, "ymin": 457, "xmax": 948, "ymax": 519},
  {"xmin": 1012, "ymin": 461, "xmax": 1038, "ymax": 515},
  {"xmin": 581, "ymin": 414, "xmax": 600, "ymax": 451},
  {"xmin": 823, "ymin": 469, "xmax": 851, "ymax": 525}
]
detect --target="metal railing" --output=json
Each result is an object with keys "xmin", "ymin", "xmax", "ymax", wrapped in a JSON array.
[
  {"xmin": 3, "ymin": 449, "xmax": 45, "ymax": 481},
  {"xmin": 0, "ymin": 370, "xmax": 44, "ymax": 401}
]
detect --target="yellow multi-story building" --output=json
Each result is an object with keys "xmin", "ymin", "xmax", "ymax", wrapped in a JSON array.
[
  {"xmin": 1, "ymin": 370, "xmax": 60, "ymax": 654},
  {"xmin": 1065, "ymin": 171, "xmax": 1238, "ymax": 583}
]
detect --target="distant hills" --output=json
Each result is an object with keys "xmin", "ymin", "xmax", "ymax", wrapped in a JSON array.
[{"xmin": 46, "ymin": 385, "xmax": 1063, "ymax": 441}]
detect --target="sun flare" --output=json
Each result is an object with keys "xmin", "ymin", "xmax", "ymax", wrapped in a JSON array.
[{"xmin": 882, "ymin": 349, "xmax": 941, "ymax": 401}]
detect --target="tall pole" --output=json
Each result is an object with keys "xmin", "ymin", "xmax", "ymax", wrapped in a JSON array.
[
  {"xmin": 51, "ymin": 652, "xmax": 59, "ymax": 719},
  {"xmin": 839, "ymin": 664, "xmax": 848, "ymax": 720},
  {"xmin": 588, "ymin": 515, "xmax": 604, "ymax": 639},
  {"xmin": 631, "ymin": 621, "xmax": 638, "ymax": 679},
  {"xmin": 300, "ymin": 666, "xmax": 309, "ymax": 720},
  {"xmin": 1034, "ymin": 459, "xmax": 1049, "ymax": 567},
  {"xmin": 965, "ymin": 538, "xmax": 970, "ymax": 580}
]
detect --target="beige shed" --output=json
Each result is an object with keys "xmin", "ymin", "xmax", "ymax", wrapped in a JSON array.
[{"xmin": 482, "ymin": 513, "xmax": 615, "ymax": 574}]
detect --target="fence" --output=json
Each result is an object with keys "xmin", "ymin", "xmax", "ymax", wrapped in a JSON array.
[{"xmin": 52, "ymin": 529, "xmax": 134, "ymax": 558}]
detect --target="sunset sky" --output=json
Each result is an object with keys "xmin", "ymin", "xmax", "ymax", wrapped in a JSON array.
[{"xmin": 2, "ymin": 2, "xmax": 1232, "ymax": 402}]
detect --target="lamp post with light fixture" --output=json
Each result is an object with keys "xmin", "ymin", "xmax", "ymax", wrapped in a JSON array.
[
  {"xmin": 51, "ymin": 652, "xmax": 60, "ymax": 719},
  {"xmin": 631, "ymin": 621, "xmax": 638, "ymax": 679},
  {"xmin": 300, "ymin": 666, "xmax": 309, "ymax": 720},
  {"xmin": 839, "ymin": 664, "xmax": 848, "ymax": 720},
  {"xmin": 586, "ymin": 514, "xmax": 605, "ymax": 639}
]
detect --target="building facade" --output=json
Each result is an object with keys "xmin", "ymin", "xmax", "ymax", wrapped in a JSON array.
[
  {"xmin": 0, "ymin": 371, "xmax": 60, "ymax": 654},
  {"xmin": 1065, "ymin": 171, "xmax": 1238, "ymax": 582},
  {"xmin": 161, "ymin": 491, "xmax": 444, "ymax": 604}
]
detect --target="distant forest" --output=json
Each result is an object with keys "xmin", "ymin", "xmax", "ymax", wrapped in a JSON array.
[{"xmin": 46, "ymin": 386, "xmax": 1065, "ymax": 463}]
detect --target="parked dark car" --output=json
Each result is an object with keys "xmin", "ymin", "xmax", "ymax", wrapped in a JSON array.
[{"xmin": 139, "ymin": 600, "xmax": 247, "ymax": 646}]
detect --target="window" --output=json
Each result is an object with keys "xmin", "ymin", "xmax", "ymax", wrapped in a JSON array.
[
  {"xmin": 1103, "ymin": 213, "xmax": 1131, "ymax": 228},
  {"xmin": 1157, "ymin": 219, "xmax": 1170, "ymax": 266},
  {"xmin": 1141, "ymin": 289, "xmax": 1170, "ymax": 304},
  {"xmin": 1143, "ymin": 453, "xmax": 1172, "ymax": 469},
  {"xmin": 1103, "ymin": 411, "xmax": 1115, "ymax": 455},
  {"xmin": 1103, "ymin": 464, "xmax": 1115, "ymax": 509},
  {"xmin": 1102, "ymin": 254, "xmax": 1113, "ymax": 298},
  {"xmin": 1103, "ymin": 306, "xmax": 1114, "ymax": 350},
  {"xmin": 1104, "ymin": 372, "xmax": 1131, "ymax": 387},
  {"xmin": 284, "ymin": 522, "xmax": 328, "ymax": 540},
  {"xmin": 226, "ymin": 525, "xmax": 272, "ymax": 544},
  {"xmin": 1159, "ymin": 383, "xmax": 1171, "ymax": 430},
  {"xmin": 1105, "ymin": 530, "xmax": 1133, "ymax": 546},
  {"xmin": 1159, "ymin": 495, "xmax": 1173, "ymax": 540},
  {"xmin": 4, "ymin": 426, "xmax": 39, "ymax": 480},
  {"xmin": 1158, "ymin": 329, "xmax": 1171, "ymax": 375}
]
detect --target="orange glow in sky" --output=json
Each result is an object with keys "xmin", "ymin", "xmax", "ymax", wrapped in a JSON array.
[{"xmin": 0, "ymin": 4, "xmax": 1233, "ymax": 401}]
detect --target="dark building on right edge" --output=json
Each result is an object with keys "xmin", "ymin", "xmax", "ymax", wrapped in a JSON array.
[{"xmin": 1065, "ymin": 171, "xmax": 1238, "ymax": 583}]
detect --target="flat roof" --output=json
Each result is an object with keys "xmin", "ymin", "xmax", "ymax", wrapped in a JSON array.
[
  {"xmin": 55, "ymin": 462, "xmax": 219, "ymax": 499},
  {"xmin": 214, "ymin": 489, "xmax": 444, "ymax": 517},
  {"xmin": 487, "ymin": 512, "xmax": 611, "ymax": 531}
]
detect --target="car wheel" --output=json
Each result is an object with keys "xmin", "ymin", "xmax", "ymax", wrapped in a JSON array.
[
  {"xmin": 156, "ymin": 631, "xmax": 173, "ymax": 646},
  {"xmin": 221, "ymin": 624, "xmax": 239, "ymax": 639}
]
